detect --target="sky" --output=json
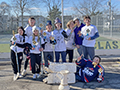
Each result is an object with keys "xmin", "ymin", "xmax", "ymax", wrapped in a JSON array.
[{"xmin": 1, "ymin": 0, "xmax": 120, "ymax": 17}]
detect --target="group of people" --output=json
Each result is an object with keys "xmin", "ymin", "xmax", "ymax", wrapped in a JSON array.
[{"xmin": 10, "ymin": 15, "xmax": 104, "ymax": 83}]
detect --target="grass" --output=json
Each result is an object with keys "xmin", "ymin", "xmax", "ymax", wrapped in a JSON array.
[
  {"xmin": 0, "ymin": 44, "xmax": 10, "ymax": 52},
  {"xmin": 96, "ymin": 37, "xmax": 113, "ymax": 41},
  {"xmin": 0, "ymin": 36, "xmax": 118, "ymax": 53}
]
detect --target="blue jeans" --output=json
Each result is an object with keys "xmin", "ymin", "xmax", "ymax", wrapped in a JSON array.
[
  {"xmin": 55, "ymin": 51, "xmax": 66, "ymax": 62},
  {"xmin": 43, "ymin": 52, "xmax": 54, "ymax": 67}
]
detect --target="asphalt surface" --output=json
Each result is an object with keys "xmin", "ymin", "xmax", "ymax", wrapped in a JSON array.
[{"xmin": 0, "ymin": 55, "xmax": 120, "ymax": 90}]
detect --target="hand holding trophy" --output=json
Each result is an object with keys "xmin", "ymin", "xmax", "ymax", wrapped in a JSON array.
[
  {"xmin": 32, "ymin": 40, "xmax": 38, "ymax": 50},
  {"xmin": 86, "ymin": 29, "xmax": 91, "ymax": 40},
  {"xmin": 77, "ymin": 31, "xmax": 82, "ymax": 37},
  {"xmin": 50, "ymin": 36, "xmax": 56, "ymax": 45},
  {"xmin": 39, "ymin": 23, "xmax": 43, "ymax": 34},
  {"xmin": 92, "ymin": 62, "xmax": 97, "ymax": 68},
  {"xmin": 97, "ymin": 68, "xmax": 103, "ymax": 82}
]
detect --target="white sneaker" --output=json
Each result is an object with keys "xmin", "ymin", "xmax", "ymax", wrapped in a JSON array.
[
  {"xmin": 33, "ymin": 74, "xmax": 36, "ymax": 79},
  {"xmin": 21, "ymin": 70, "xmax": 27, "ymax": 76},
  {"xmin": 18, "ymin": 73, "xmax": 23, "ymax": 78},
  {"xmin": 36, "ymin": 73, "xmax": 41, "ymax": 78},
  {"xmin": 13, "ymin": 74, "xmax": 18, "ymax": 81}
]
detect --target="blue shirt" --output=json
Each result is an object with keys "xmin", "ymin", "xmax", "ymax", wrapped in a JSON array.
[{"xmin": 74, "ymin": 23, "xmax": 85, "ymax": 45}]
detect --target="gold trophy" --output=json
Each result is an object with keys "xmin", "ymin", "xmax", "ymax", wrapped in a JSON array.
[
  {"xmin": 86, "ymin": 29, "xmax": 90, "ymax": 40},
  {"xmin": 12, "ymin": 30, "xmax": 16, "ymax": 41},
  {"xmin": 77, "ymin": 31, "xmax": 81, "ymax": 37},
  {"xmin": 43, "ymin": 32, "xmax": 47, "ymax": 36},
  {"xmin": 97, "ymin": 68, "xmax": 103, "ymax": 82},
  {"xmin": 92, "ymin": 62, "xmax": 97, "ymax": 68},
  {"xmin": 32, "ymin": 41, "xmax": 38, "ymax": 48},
  {"xmin": 51, "ymin": 36, "xmax": 55, "ymax": 41},
  {"xmin": 39, "ymin": 23, "xmax": 43, "ymax": 28}
]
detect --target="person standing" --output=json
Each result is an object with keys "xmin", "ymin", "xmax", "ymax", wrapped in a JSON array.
[
  {"xmin": 65, "ymin": 20, "xmax": 75, "ymax": 62},
  {"xmin": 80, "ymin": 15, "xmax": 99, "ymax": 60},
  {"xmin": 10, "ymin": 26, "xmax": 28, "ymax": 81},
  {"xmin": 53, "ymin": 17, "xmax": 67, "ymax": 62},
  {"xmin": 22, "ymin": 17, "xmax": 36, "ymax": 76},
  {"xmin": 43, "ymin": 20, "xmax": 54, "ymax": 67},
  {"xmin": 73, "ymin": 18, "xmax": 85, "ymax": 56},
  {"xmin": 28, "ymin": 26, "xmax": 44, "ymax": 79}
]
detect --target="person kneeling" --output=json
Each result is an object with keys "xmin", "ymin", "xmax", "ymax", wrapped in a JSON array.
[{"xmin": 75, "ymin": 55, "xmax": 104, "ymax": 83}]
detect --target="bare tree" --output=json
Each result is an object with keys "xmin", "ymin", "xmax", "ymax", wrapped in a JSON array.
[
  {"xmin": 0, "ymin": 2, "xmax": 10, "ymax": 15},
  {"xmin": 11, "ymin": 0, "xmax": 40, "ymax": 26},
  {"xmin": 41, "ymin": 0, "xmax": 61, "ymax": 12},
  {"xmin": 74, "ymin": 0, "xmax": 107, "ymax": 16}
]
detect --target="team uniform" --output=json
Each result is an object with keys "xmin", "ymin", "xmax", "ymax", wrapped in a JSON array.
[
  {"xmin": 74, "ymin": 23, "xmax": 85, "ymax": 56},
  {"xmin": 10, "ymin": 34, "xmax": 28, "ymax": 76},
  {"xmin": 28, "ymin": 35, "xmax": 44, "ymax": 76},
  {"xmin": 43, "ymin": 30, "xmax": 54, "ymax": 67},
  {"xmin": 81, "ymin": 25, "xmax": 99, "ymax": 60},
  {"xmin": 65, "ymin": 28, "xmax": 75, "ymax": 62},
  {"xmin": 75, "ymin": 59, "xmax": 104, "ymax": 82},
  {"xmin": 52, "ymin": 28, "xmax": 66, "ymax": 62}
]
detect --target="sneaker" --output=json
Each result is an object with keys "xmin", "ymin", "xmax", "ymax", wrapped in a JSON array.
[
  {"xmin": 44, "ymin": 70, "xmax": 49, "ymax": 74},
  {"xmin": 33, "ymin": 74, "xmax": 36, "ymax": 79},
  {"xmin": 13, "ymin": 74, "xmax": 18, "ymax": 81},
  {"xmin": 21, "ymin": 70, "xmax": 27, "ymax": 76},
  {"xmin": 18, "ymin": 73, "xmax": 23, "ymax": 78},
  {"xmin": 36, "ymin": 73, "xmax": 41, "ymax": 78}
]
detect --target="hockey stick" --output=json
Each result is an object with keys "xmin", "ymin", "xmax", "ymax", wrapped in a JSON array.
[{"xmin": 12, "ymin": 30, "xmax": 20, "ymax": 80}]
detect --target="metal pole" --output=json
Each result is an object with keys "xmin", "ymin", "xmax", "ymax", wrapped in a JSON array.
[
  {"xmin": 61, "ymin": 0, "xmax": 64, "ymax": 29},
  {"xmin": 110, "ymin": 11, "xmax": 113, "ymax": 37}
]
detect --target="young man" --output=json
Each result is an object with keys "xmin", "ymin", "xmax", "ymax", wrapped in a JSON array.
[
  {"xmin": 75, "ymin": 55, "xmax": 104, "ymax": 83},
  {"xmin": 73, "ymin": 18, "xmax": 85, "ymax": 56},
  {"xmin": 43, "ymin": 20, "xmax": 54, "ymax": 67},
  {"xmin": 80, "ymin": 15, "xmax": 99, "ymax": 60},
  {"xmin": 22, "ymin": 17, "xmax": 36, "ymax": 76},
  {"xmin": 53, "ymin": 17, "xmax": 67, "ymax": 62}
]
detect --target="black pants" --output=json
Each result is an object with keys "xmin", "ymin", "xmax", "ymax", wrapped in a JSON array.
[
  {"xmin": 10, "ymin": 50, "xmax": 23, "ymax": 74},
  {"xmin": 66, "ymin": 49, "xmax": 74, "ymax": 62},
  {"xmin": 24, "ymin": 58, "xmax": 29, "ymax": 70},
  {"xmin": 30, "ymin": 53, "xmax": 41, "ymax": 74}
]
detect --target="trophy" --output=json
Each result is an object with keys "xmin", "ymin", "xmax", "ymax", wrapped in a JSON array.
[
  {"xmin": 86, "ymin": 29, "xmax": 90, "ymax": 40},
  {"xmin": 97, "ymin": 68, "xmax": 103, "ymax": 82},
  {"xmin": 51, "ymin": 36, "xmax": 55, "ymax": 41},
  {"xmin": 12, "ymin": 30, "xmax": 16, "ymax": 41},
  {"xmin": 43, "ymin": 32, "xmax": 47, "ymax": 43},
  {"xmin": 39, "ymin": 23, "xmax": 43, "ymax": 30},
  {"xmin": 32, "ymin": 40, "xmax": 38, "ymax": 48},
  {"xmin": 51, "ymin": 36, "xmax": 56, "ymax": 45},
  {"xmin": 77, "ymin": 31, "xmax": 81, "ymax": 37},
  {"xmin": 92, "ymin": 62, "xmax": 97, "ymax": 68}
]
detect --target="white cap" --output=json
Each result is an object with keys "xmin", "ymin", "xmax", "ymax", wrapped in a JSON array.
[
  {"xmin": 32, "ymin": 26, "xmax": 40, "ymax": 33},
  {"xmin": 73, "ymin": 17, "xmax": 81, "ymax": 24}
]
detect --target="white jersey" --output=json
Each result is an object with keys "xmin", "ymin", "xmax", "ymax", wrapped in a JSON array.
[
  {"xmin": 52, "ymin": 28, "xmax": 66, "ymax": 52},
  {"xmin": 43, "ymin": 30, "xmax": 53, "ymax": 52},
  {"xmin": 81, "ymin": 24, "xmax": 98, "ymax": 47},
  {"xmin": 65, "ymin": 28, "xmax": 75, "ymax": 50},
  {"xmin": 24, "ymin": 25, "xmax": 34, "ymax": 38},
  {"xmin": 10, "ymin": 34, "xmax": 28, "ymax": 53},
  {"xmin": 28, "ymin": 36, "xmax": 44, "ymax": 54}
]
